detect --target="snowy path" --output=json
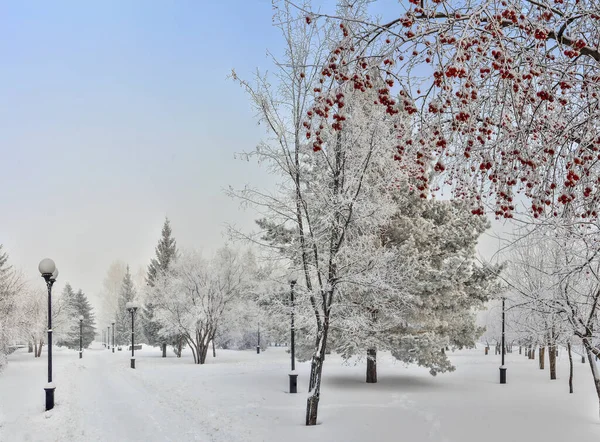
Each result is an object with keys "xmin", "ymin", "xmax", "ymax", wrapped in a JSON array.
[
  {"xmin": 69, "ymin": 347, "xmax": 202, "ymax": 441},
  {"xmin": 2, "ymin": 344, "xmax": 600, "ymax": 441}
]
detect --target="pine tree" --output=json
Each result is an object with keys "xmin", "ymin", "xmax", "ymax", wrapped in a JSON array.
[
  {"xmin": 115, "ymin": 266, "xmax": 144, "ymax": 347},
  {"xmin": 143, "ymin": 218, "xmax": 178, "ymax": 354},
  {"xmin": 57, "ymin": 285, "xmax": 97, "ymax": 349},
  {"xmin": 73, "ymin": 289, "xmax": 97, "ymax": 348}
]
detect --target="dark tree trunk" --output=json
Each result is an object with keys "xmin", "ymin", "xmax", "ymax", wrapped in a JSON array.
[
  {"xmin": 366, "ymin": 349, "xmax": 377, "ymax": 383},
  {"xmin": 36, "ymin": 339, "xmax": 43, "ymax": 357},
  {"xmin": 306, "ymin": 315, "xmax": 330, "ymax": 426},
  {"xmin": 582, "ymin": 339, "xmax": 600, "ymax": 420},
  {"xmin": 34, "ymin": 341, "xmax": 38, "ymax": 358},
  {"xmin": 162, "ymin": 343, "xmax": 167, "ymax": 357},
  {"xmin": 519, "ymin": 346, "xmax": 522, "ymax": 355},
  {"xmin": 539, "ymin": 346, "xmax": 545, "ymax": 370},
  {"xmin": 485, "ymin": 347, "xmax": 489, "ymax": 355},
  {"xmin": 549, "ymin": 344, "xmax": 557, "ymax": 380},
  {"xmin": 212, "ymin": 339, "xmax": 216, "ymax": 357},
  {"xmin": 568, "ymin": 342, "xmax": 574, "ymax": 394},
  {"xmin": 28, "ymin": 341, "xmax": 33, "ymax": 353},
  {"xmin": 308, "ymin": 334, "xmax": 320, "ymax": 392}
]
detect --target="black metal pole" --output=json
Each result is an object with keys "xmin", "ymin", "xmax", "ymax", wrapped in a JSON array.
[
  {"xmin": 130, "ymin": 310, "xmax": 135, "ymax": 369},
  {"xmin": 112, "ymin": 322, "xmax": 115, "ymax": 353},
  {"xmin": 44, "ymin": 277, "xmax": 55, "ymax": 410},
  {"xmin": 79, "ymin": 319, "xmax": 83, "ymax": 359},
  {"xmin": 257, "ymin": 321, "xmax": 260, "ymax": 354},
  {"xmin": 291, "ymin": 283, "xmax": 295, "ymax": 371},
  {"xmin": 500, "ymin": 297, "xmax": 507, "ymax": 384},
  {"xmin": 289, "ymin": 280, "xmax": 297, "ymax": 394},
  {"xmin": 107, "ymin": 326, "xmax": 110, "ymax": 350}
]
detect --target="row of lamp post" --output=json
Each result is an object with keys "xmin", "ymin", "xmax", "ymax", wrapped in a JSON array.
[{"xmin": 38, "ymin": 257, "xmax": 142, "ymax": 411}]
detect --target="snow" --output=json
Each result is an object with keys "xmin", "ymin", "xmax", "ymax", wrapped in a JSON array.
[{"xmin": 1, "ymin": 344, "xmax": 600, "ymax": 441}]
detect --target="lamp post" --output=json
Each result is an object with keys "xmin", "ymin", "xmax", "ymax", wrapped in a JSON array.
[
  {"xmin": 38, "ymin": 258, "xmax": 58, "ymax": 411},
  {"xmin": 500, "ymin": 297, "xmax": 507, "ymax": 384},
  {"xmin": 257, "ymin": 320, "xmax": 261, "ymax": 354},
  {"xmin": 288, "ymin": 273, "xmax": 298, "ymax": 394},
  {"xmin": 107, "ymin": 326, "xmax": 110, "ymax": 350},
  {"xmin": 111, "ymin": 322, "xmax": 115, "ymax": 353},
  {"xmin": 126, "ymin": 301, "xmax": 139, "ymax": 369},
  {"xmin": 79, "ymin": 315, "xmax": 84, "ymax": 359}
]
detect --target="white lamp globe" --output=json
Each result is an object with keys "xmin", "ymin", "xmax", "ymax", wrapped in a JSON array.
[{"xmin": 38, "ymin": 258, "xmax": 56, "ymax": 276}]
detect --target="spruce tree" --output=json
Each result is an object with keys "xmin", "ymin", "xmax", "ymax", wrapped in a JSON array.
[
  {"xmin": 115, "ymin": 266, "xmax": 144, "ymax": 347},
  {"xmin": 143, "ymin": 218, "xmax": 178, "ymax": 355},
  {"xmin": 57, "ymin": 285, "xmax": 97, "ymax": 349}
]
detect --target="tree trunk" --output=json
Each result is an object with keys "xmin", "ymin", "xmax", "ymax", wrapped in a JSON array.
[
  {"xmin": 519, "ymin": 346, "xmax": 522, "ymax": 355},
  {"xmin": 530, "ymin": 347, "xmax": 536, "ymax": 360},
  {"xmin": 582, "ymin": 339, "xmax": 600, "ymax": 420},
  {"xmin": 582, "ymin": 354, "xmax": 586, "ymax": 364},
  {"xmin": 485, "ymin": 347, "xmax": 489, "ymax": 355},
  {"xmin": 366, "ymin": 349, "xmax": 377, "ymax": 383},
  {"xmin": 306, "ymin": 317, "xmax": 330, "ymax": 426},
  {"xmin": 568, "ymin": 342, "xmax": 574, "ymax": 394},
  {"xmin": 162, "ymin": 343, "xmax": 167, "ymax": 357},
  {"xmin": 28, "ymin": 341, "xmax": 33, "ymax": 353},
  {"xmin": 539, "ymin": 346, "xmax": 545, "ymax": 370},
  {"xmin": 549, "ymin": 344, "xmax": 557, "ymax": 380},
  {"xmin": 212, "ymin": 339, "xmax": 216, "ymax": 357},
  {"xmin": 308, "ymin": 334, "xmax": 320, "ymax": 392},
  {"xmin": 34, "ymin": 341, "xmax": 38, "ymax": 358}
]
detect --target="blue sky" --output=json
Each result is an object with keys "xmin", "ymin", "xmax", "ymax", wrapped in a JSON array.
[
  {"xmin": 0, "ymin": 0, "xmax": 504, "ymax": 314},
  {"xmin": 0, "ymin": 1, "xmax": 288, "ymax": 300}
]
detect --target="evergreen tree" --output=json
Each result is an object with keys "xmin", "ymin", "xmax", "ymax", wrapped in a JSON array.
[
  {"xmin": 57, "ymin": 285, "xmax": 97, "ymax": 349},
  {"xmin": 56, "ymin": 283, "xmax": 77, "ymax": 348},
  {"xmin": 115, "ymin": 266, "xmax": 144, "ymax": 346},
  {"xmin": 143, "ymin": 218, "xmax": 179, "ymax": 353}
]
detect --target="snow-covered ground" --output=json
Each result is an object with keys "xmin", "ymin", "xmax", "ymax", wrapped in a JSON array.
[{"xmin": 1, "ymin": 344, "xmax": 599, "ymax": 442}]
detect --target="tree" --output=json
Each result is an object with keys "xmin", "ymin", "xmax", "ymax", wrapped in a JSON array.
[
  {"xmin": 115, "ymin": 266, "xmax": 144, "ymax": 347},
  {"xmin": 57, "ymin": 287, "xmax": 97, "ymax": 350},
  {"xmin": 296, "ymin": 0, "xmax": 600, "ymax": 222},
  {"xmin": 149, "ymin": 248, "xmax": 252, "ymax": 364},
  {"xmin": 330, "ymin": 189, "xmax": 501, "ymax": 381},
  {"xmin": 232, "ymin": 1, "xmax": 412, "ymax": 425},
  {"xmin": 99, "ymin": 261, "xmax": 127, "ymax": 329},
  {"xmin": 502, "ymin": 222, "xmax": 600, "ymax": 418},
  {"xmin": 143, "ymin": 217, "xmax": 179, "ymax": 356},
  {"xmin": 0, "ymin": 246, "xmax": 28, "ymax": 368}
]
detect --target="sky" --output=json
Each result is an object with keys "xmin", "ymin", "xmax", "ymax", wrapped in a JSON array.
[
  {"xmin": 0, "ymin": 0, "xmax": 508, "ymax": 315},
  {"xmin": 0, "ymin": 1, "xmax": 287, "ymax": 301}
]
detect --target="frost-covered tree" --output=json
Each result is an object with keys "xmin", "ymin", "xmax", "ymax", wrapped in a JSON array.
[
  {"xmin": 58, "ymin": 287, "xmax": 97, "ymax": 350},
  {"xmin": 232, "ymin": 1, "xmax": 415, "ymax": 425},
  {"xmin": 115, "ymin": 266, "xmax": 144, "ymax": 347},
  {"xmin": 99, "ymin": 261, "xmax": 127, "ymax": 330},
  {"xmin": 297, "ymin": 0, "xmax": 600, "ymax": 223},
  {"xmin": 0, "ymin": 246, "xmax": 28, "ymax": 368},
  {"xmin": 503, "ymin": 221, "xmax": 600, "ymax": 418},
  {"xmin": 149, "ymin": 248, "xmax": 252, "ymax": 364},
  {"xmin": 330, "ymin": 190, "xmax": 500, "ymax": 381},
  {"xmin": 143, "ymin": 217, "xmax": 180, "ymax": 356}
]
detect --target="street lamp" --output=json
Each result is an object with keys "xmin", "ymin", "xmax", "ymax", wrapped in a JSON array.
[
  {"xmin": 257, "ymin": 320, "xmax": 261, "ymax": 354},
  {"xmin": 500, "ymin": 297, "xmax": 507, "ymax": 384},
  {"xmin": 126, "ymin": 301, "xmax": 139, "ymax": 369},
  {"xmin": 79, "ymin": 316, "xmax": 84, "ymax": 359},
  {"xmin": 107, "ymin": 326, "xmax": 110, "ymax": 350},
  {"xmin": 111, "ymin": 321, "xmax": 115, "ymax": 353},
  {"xmin": 38, "ymin": 258, "xmax": 58, "ymax": 411},
  {"xmin": 287, "ymin": 273, "xmax": 298, "ymax": 394}
]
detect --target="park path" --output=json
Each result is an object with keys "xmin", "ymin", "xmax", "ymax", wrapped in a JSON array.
[{"xmin": 0, "ymin": 344, "xmax": 211, "ymax": 442}]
